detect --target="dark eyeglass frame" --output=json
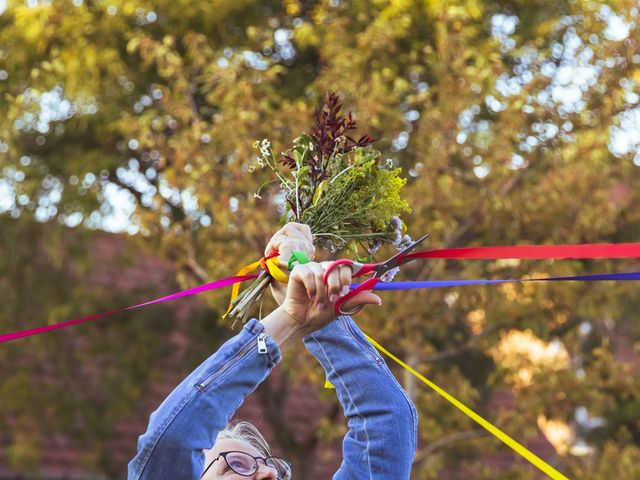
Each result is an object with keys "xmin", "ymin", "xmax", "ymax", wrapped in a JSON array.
[{"xmin": 200, "ymin": 450, "xmax": 292, "ymax": 479}]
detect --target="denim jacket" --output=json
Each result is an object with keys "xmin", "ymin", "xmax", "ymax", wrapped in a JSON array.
[{"xmin": 128, "ymin": 316, "xmax": 417, "ymax": 479}]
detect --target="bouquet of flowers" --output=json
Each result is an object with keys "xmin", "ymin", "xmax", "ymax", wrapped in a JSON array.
[{"xmin": 226, "ymin": 93, "xmax": 411, "ymax": 324}]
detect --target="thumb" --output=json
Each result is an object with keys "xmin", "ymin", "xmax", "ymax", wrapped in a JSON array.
[{"xmin": 342, "ymin": 291, "xmax": 382, "ymax": 311}]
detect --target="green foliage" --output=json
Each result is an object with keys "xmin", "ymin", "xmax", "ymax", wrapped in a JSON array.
[{"xmin": 302, "ymin": 156, "xmax": 410, "ymax": 251}]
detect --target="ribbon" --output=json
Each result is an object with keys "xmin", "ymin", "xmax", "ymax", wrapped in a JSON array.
[
  {"xmin": 223, "ymin": 259, "xmax": 266, "ymax": 317},
  {"xmin": 223, "ymin": 252, "xmax": 288, "ymax": 318},
  {"xmin": 364, "ymin": 333, "xmax": 570, "ymax": 480},
  {"xmin": 265, "ymin": 257, "xmax": 289, "ymax": 284},
  {"xmin": 7, "ymin": 243, "xmax": 640, "ymax": 343},
  {"xmin": 3, "ymin": 269, "xmax": 638, "ymax": 345},
  {"xmin": 1, "ymin": 275, "xmax": 258, "ymax": 344},
  {"xmin": 288, "ymin": 251, "xmax": 310, "ymax": 270},
  {"xmin": 3, "ymin": 243, "xmax": 639, "ymax": 479}
]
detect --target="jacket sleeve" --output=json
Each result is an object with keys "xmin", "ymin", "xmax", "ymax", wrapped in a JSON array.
[
  {"xmin": 128, "ymin": 319, "xmax": 281, "ymax": 480},
  {"xmin": 304, "ymin": 316, "xmax": 418, "ymax": 480}
]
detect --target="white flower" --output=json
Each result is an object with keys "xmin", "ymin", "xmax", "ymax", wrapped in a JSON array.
[{"xmin": 259, "ymin": 139, "xmax": 272, "ymax": 158}]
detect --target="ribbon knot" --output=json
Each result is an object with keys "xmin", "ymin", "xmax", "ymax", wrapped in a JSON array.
[
  {"xmin": 262, "ymin": 253, "xmax": 289, "ymax": 284},
  {"xmin": 223, "ymin": 252, "xmax": 290, "ymax": 318}
]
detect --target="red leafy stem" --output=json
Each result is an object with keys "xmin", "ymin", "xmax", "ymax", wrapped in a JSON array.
[{"xmin": 281, "ymin": 93, "xmax": 375, "ymax": 213}]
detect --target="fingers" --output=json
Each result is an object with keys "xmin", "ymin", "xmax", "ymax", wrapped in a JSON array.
[
  {"xmin": 290, "ymin": 261, "xmax": 381, "ymax": 315},
  {"xmin": 319, "ymin": 261, "xmax": 381, "ymax": 314},
  {"xmin": 265, "ymin": 235, "xmax": 314, "ymax": 261},
  {"xmin": 265, "ymin": 224, "xmax": 315, "ymax": 265},
  {"xmin": 324, "ymin": 264, "xmax": 352, "ymax": 304},
  {"xmin": 342, "ymin": 291, "xmax": 382, "ymax": 312},
  {"xmin": 282, "ymin": 222, "xmax": 312, "ymax": 242},
  {"xmin": 291, "ymin": 264, "xmax": 317, "ymax": 306},
  {"xmin": 264, "ymin": 233, "xmax": 284, "ymax": 256},
  {"xmin": 290, "ymin": 263, "xmax": 330, "ymax": 311},
  {"xmin": 306, "ymin": 263, "xmax": 326, "ymax": 310},
  {"xmin": 267, "ymin": 222, "xmax": 312, "ymax": 250},
  {"xmin": 338, "ymin": 265, "xmax": 352, "ymax": 297}
]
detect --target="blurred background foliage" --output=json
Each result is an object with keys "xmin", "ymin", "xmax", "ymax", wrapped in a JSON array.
[{"xmin": 1, "ymin": 0, "xmax": 639, "ymax": 478}]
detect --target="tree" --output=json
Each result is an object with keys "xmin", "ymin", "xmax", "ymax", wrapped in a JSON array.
[{"xmin": 1, "ymin": 0, "xmax": 639, "ymax": 478}]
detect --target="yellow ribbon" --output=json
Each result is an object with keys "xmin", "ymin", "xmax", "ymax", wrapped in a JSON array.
[
  {"xmin": 223, "ymin": 258, "xmax": 264, "ymax": 318},
  {"xmin": 265, "ymin": 257, "xmax": 289, "ymax": 284},
  {"xmin": 363, "ymin": 333, "xmax": 570, "ymax": 480},
  {"xmin": 223, "ymin": 256, "xmax": 290, "ymax": 318}
]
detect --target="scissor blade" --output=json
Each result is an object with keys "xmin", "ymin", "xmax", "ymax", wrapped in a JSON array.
[{"xmin": 375, "ymin": 233, "xmax": 431, "ymax": 272}]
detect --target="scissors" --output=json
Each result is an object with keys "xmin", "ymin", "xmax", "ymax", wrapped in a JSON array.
[{"xmin": 322, "ymin": 233, "xmax": 431, "ymax": 315}]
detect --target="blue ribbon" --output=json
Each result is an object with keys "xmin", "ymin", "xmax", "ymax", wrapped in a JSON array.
[{"xmin": 359, "ymin": 271, "xmax": 640, "ymax": 290}]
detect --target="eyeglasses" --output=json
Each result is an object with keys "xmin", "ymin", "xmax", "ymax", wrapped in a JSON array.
[{"xmin": 200, "ymin": 450, "xmax": 292, "ymax": 479}]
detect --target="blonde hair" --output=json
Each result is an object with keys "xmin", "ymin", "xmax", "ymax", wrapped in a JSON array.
[{"xmin": 216, "ymin": 420, "xmax": 273, "ymax": 457}]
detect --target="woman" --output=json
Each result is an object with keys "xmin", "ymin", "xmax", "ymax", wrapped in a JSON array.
[{"xmin": 128, "ymin": 223, "xmax": 417, "ymax": 479}]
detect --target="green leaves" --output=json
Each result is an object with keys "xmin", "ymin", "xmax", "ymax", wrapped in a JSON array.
[{"xmin": 300, "ymin": 155, "xmax": 411, "ymax": 251}]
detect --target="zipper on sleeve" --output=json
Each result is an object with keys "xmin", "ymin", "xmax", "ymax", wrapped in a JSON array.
[
  {"xmin": 257, "ymin": 333, "xmax": 268, "ymax": 354},
  {"xmin": 196, "ymin": 336, "xmax": 257, "ymax": 391}
]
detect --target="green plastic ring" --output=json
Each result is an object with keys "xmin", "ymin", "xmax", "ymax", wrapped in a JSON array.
[{"xmin": 288, "ymin": 251, "xmax": 310, "ymax": 271}]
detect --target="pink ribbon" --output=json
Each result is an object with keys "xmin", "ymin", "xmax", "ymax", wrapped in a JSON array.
[{"xmin": 0, "ymin": 274, "xmax": 258, "ymax": 344}]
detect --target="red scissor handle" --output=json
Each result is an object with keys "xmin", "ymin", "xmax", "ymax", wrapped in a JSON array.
[
  {"xmin": 321, "ymin": 259, "xmax": 379, "ymax": 284},
  {"xmin": 322, "ymin": 259, "xmax": 384, "ymax": 315},
  {"xmin": 333, "ymin": 277, "xmax": 380, "ymax": 316}
]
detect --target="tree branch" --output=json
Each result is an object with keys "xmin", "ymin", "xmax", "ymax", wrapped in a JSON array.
[
  {"xmin": 415, "ymin": 429, "xmax": 488, "ymax": 463},
  {"xmin": 420, "ymin": 324, "xmax": 503, "ymax": 363}
]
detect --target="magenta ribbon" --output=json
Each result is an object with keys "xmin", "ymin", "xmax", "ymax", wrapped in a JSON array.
[{"xmin": 0, "ymin": 274, "xmax": 258, "ymax": 344}]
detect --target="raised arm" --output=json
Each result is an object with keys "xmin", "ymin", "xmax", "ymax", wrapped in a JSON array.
[
  {"xmin": 128, "ymin": 316, "xmax": 283, "ymax": 479},
  {"xmin": 304, "ymin": 316, "xmax": 418, "ymax": 479},
  {"xmin": 128, "ymin": 256, "xmax": 376, "ymax": 479},
  {"xmin": 266, "ymin": 223, "xmax": 418, "ymax": 479}
]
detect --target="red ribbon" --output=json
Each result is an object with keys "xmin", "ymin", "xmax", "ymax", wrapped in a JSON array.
[{"xmin": 406, "ymin": 243, "xmax": 640, "ymax": 261}]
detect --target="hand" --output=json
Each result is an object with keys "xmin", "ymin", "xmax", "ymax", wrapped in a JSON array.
[
  {"xmin": 280, "ymin": 262, "xmax": 382, "ymax": 336},
  {"xmin": 265, "ymin": 223, "xmax": 315, "ymax": 305},
  {"xmin": 264, "ymin": 222, "xmax": 315, "ymax": 268}
]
